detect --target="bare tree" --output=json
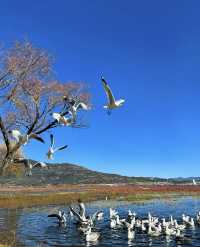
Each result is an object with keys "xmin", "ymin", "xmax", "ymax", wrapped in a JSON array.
[{"xmin": 0, "ymin": 41, "xmax": 90, "ymax": 175}]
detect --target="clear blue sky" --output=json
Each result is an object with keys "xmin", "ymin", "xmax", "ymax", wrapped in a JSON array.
[{"xmin": 1, "ymin": 0, "xmax": 200, "ymax": 178}]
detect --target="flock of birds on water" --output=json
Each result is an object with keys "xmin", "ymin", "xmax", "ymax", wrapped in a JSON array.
[
  {"xmin": 7, "ymin": 77, "xmax": 125, "ymax": 176},
  {"xmin": 47, "ymin": 200, "xmax": 200, "ymax": 244}
]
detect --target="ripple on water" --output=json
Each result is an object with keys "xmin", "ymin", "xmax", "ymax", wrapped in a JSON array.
[{"xmin": 1, "ymin": 197, "xmax": 200, "ymax": 246}]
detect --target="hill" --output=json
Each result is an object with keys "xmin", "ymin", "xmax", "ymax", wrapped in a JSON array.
[
  {"xmin": 0, "ymin": 161, "xmax": 168, "ymax": 186},
  {"xmin": 0, "ymin": 161, "xmax": 197, "ymax": 186}
]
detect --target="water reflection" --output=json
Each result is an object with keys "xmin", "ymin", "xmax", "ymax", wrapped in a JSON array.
[
  {"xmin": 0, "ymin": 208, "xmax": 22, "ymax": 246},
  {"xmin": 1, "ymin": 198, "xmax": 200, "ymax": 246}
]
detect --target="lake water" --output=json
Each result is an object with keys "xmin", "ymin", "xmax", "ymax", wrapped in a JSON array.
[{"xmin": 1, "ymin": 197, "xmax": 200, "ymax": 246}]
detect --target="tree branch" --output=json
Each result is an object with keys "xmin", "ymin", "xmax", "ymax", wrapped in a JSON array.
[
  {"xmin": 27, "ymin": 103, "xmax": 40, "ymax": 135},
  {"xmin": 35, "ymin": 109, "xmax": 70, "ymax": 135}
]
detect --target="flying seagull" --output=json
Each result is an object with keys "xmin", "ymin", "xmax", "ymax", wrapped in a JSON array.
[
  {"xmin": 69, "ymin": 101, "xmax": 90, "ymax": 122},
  {"xmin": 9, "ymin": 130, "xmax": 44, "ymax": 145},
  {"xmin": 26, "ymin": 161, "xmax": 48, "ymax": 176},
  {"xmin": 14, "ymin": 159, "xmax": 48, "ymax": 176},
  {"xmin": 101, "ymin": 76, "xmax": 125, "ymax": 113},
  {"xmin": 52, "ymin": 112, "xmax": 73, "ymax": 126},
  {"xmin": 46, "ymin": 134, "xmax": 68, "ymax": 160}
]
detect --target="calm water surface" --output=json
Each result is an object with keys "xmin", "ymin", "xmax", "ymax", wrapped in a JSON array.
[{"xmin": 1, "ymin": 197, "xmax": 200, "ymax": 246}]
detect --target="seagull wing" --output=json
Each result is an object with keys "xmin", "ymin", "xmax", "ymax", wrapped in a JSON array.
[
  {"xmin": 54, "ymin": 145, "xmax": 68, "ymax": 152},
  {"xmin": 76, "ymin": 102, "xmax": 90, "ymax": 111},
  {"xmin": 48, "ymin": 214, "xmax": 62, "ymax": 221},
  {"xmin": 68, "ymin": 104, "xmax": 77, "ymax": 123},
  {"xmin": 50, "ymin": 134, "xmax": 54, "ymax": 148},
  {"xmin": 101, "ymin": 77, "xmax": 115, "ymax": 105},
  {"xmin": 33, "ymin": 162, "xmax": 48, "ymax": 169},
  {"xmin": 11, "ymin": 130, "xmax": 21, "ymax": 142},
  {"xmin": 29, "ymin": 133, "xmax": 45, "ymax": 143},
  {"xmin": 17, "ymin": 158, "xmax": 30, "ymax": 169},
  {"xmin": 69, "ymin": 206, "xmax": 84, "ymax": 222},
  {"xmin": 78, "ymin": 202, "xmax": 86, "ymax": 218},
  {"xmin": 97, "ymin": 211, "xmax": 104, "ymax": 218},
  {"xmin": 92, "ymin": 211, "xmax": 103, "ymax": 221},
  {"xmin": 123, "ymin": 221, "xmax": 132, "ymax": 228}
]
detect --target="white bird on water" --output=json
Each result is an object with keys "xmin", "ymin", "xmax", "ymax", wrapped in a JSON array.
[
  {"xmin": 85, "ymin": 227, "xmax": 100, "ymax": 242},
  {"xmin": 101, "ymin": 76, "xmax": 125, "ymax": 113},
  {"xmin": 78, "ymin": 199, "xmax": 87, "ymax": 221},
  {"xmin": 46, "ymin": 134, "xmax": 68, "ymax": 160},
  {"xmin": 9, "ymin": 130, "xmax": 44, "ymax": 145},
  {"xmin": 193, "ymin": 179, "xmax": 197, "ymax": 185}
]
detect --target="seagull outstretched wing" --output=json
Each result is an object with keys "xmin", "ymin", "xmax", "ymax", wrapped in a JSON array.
[
  {"xmin": 91, "ymin": 211, "xmax": 103, "ymax": 221},
  {"xmin": 101, "ymin": 77, "xmax": 115, "ymax": 105},
  {"xmin": 69, "ymin": 206, "xmax": 85, "ymax": 222},
  {"xmin": 50, "ymin": 134, "xmax": 54, "ymax": 148},
  {"xmin": 54, "ymin": 145, "xmax": 68, "ymax": 152},
  {"xmin": 29, "ymin": 133, "xmax": 45, "ymax": 143},
  {"xmin": 15, "ymin": 158, "xmax": 30, "ymax": 169},
  {"xmin": 76, "ymin": 102, "xmax": 90, "ymax": 111},
  {"xmin": 33, "ymin": 162, "xmax": 48, "ymax": 169},
  {"xmin": 69, "ymin": 105, "xmax": 77, "ymax": 122},
  {"xmin": 78, "ymin": 202, "xmax": 86, "ymax": 218},
  {"xmin": 48, "ymin": 214, "xmax": 62, "ymax": 221}
]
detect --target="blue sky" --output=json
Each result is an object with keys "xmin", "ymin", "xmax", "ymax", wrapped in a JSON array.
[{"xmin": 1, "ymin": 0, "xmax": 200, "ymax": 177}]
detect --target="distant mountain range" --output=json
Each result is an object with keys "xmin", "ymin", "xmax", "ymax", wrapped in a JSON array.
[{"xmin": 0, "ymin": 161, "xmax": 198, "ymax": 186}]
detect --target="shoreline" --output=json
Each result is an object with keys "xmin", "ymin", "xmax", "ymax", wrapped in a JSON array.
[{"xmin": 1, "ymin": 184, "xmax": 200, "ymax": 208}]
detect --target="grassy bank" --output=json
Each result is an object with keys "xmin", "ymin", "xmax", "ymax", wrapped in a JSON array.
[
  {"xmin": 1, "ymin": 184, "xmax": 200, "ymax": 208},
  {"xmin": 0, "ymin": 191, "xmax": 103, "ymax": 208}
]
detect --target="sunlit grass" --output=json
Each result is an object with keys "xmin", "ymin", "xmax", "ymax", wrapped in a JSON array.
[{"xmin": 1, "ymin": 184, "xmax": 200, "ymax": 208}]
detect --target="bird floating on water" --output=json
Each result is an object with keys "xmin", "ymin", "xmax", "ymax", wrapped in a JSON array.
[
  {"xmin": 69, "ymin": 200, "xmax": 103, "ymax": 231},
  {"xmin": 85, "ymin": 226, "xmax": 100, "ymax": 242},
  {"xmin": 60, "ymin": 203, "xmax": 200, "ymax": 244},
  {"xmin": 193, "ymin": 179, "xmax": 197, "ymax": 185}
]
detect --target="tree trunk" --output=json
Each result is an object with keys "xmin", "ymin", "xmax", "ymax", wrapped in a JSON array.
[
  {"xmin": 0, "ymin": 153, "xmax": 13, "ymax": 176},
  {"xmin": 0, "ymin": 141, "xmax": 23, "ymax": 176}
]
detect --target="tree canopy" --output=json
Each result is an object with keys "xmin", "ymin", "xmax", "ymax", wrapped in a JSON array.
[{"xmin": 0, "ymin": 41, "xmax": 90, "ymax": 175}]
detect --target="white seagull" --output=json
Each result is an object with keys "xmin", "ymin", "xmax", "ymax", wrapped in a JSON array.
[
  {"xmin": 46, "ymin": 134, "xmax": 68, "ymax": 160},
  {"xmin": 76, "ymin": 199, "xmax": 87, "ymax": 221},
  {"xmin": 69, "ymin": 206, "xmax": 89, "ymax": 224},
  {"xmin": 193, "ymin": 179, "xmax": 197, "ymax": 185},
  {"xmin": 52, "ymin": 112, "xmax": 73, "ymax": 126},
  {"xmin": 101, "ymin": 76, "xmax": 125, "ymax": 112},
  {"xmin": 14, "ymin": 159, "xmax": 48, "ymax": 176},
  {"xmin": 9, "ymin": 130, "xmax": 44, "ymax": 145},
  {"xmin": 69, "ymin": 101, "xmax": 90, "ymax": 121},
  {"xmin": 85, "ymin": 227, "xmax": 100, "ymax": 242}
]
